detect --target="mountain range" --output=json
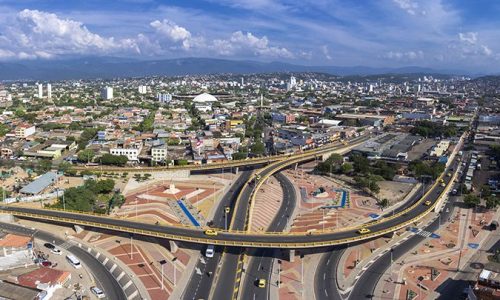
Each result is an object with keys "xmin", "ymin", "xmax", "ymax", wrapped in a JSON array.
[{"xmin": 0, "ymin": 57, "xmax": 470, "ymax": 81}]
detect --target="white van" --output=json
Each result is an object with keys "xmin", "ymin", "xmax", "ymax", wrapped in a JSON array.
[
  {"xmin": 205, "ymin": 245, "xmax": 215, "ymax": 258},
  {"xmin": 66, "ymin": 255, "xmax": 81, "ymax": 269}
]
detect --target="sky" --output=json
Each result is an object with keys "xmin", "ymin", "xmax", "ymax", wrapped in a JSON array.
[{"xmin": 0, "ymin": 0, "xmax": 499, "ymax": 72}]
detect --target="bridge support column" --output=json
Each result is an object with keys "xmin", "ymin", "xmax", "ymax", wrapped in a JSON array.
[
  {"xmin": 285, "ymin": 249, "xmax": 295, "ymax": 262},
  {"xmin": 169, "ymin": 240, "xmax": 179, "ymax": 253},
  {"xmin": 294, "ymin": 163, "xmax": 298, "ymax": 170},
  {"xmin": 234, "ymin": 167, "xmax": 239, "ymax": 174},
  {"xmin": 74, "ymin": 225, "xmax": 84, "ymax": 234}
]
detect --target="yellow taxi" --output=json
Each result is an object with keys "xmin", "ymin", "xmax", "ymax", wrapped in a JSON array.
[
  {"xmin": 424, "ymin": 200, "xmax": 432, "ymax": 206},
  {"xmin": 357, "ymin": 228, "xmax": 371, "ymax": 234},
  {"xmin": 258, "ymin": 279, "xmax": 266, "ymax": 288},
  {"xmin": 204, "ymin": 229, "xmax": 218, "ymax": 236}
]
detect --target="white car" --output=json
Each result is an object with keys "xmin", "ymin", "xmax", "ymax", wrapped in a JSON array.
[
  {"xmin": 51, "ymin": 247, "xmax": 62, "ymax": 255},
  {"xmin": 90, "ymin": 286, "xmax": 106, "ymax": 299}
]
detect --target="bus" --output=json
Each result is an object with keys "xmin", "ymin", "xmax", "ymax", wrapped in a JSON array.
[{"xmin": 66, "ymin": 255, "xmax": 81, "ymax": 269}]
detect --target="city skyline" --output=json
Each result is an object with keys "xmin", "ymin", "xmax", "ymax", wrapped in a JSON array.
[{"xmin": 0, "ymin": 0, "xmax": 499, "ymax": 73}]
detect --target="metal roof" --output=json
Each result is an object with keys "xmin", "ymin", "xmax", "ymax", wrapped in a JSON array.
[{"xmin": 20, "ymin": 171, "xmax": 59, "ymax": 195}]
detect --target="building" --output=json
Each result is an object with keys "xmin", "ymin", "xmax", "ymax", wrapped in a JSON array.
[
  {"xmin": 110, "ymin": 146, "xmax": 142, "ymax": 162},
  {"xmin": 17, "ymin": 267, "xmax": 71, "ymax": 299},
  {"xmin": 157, "ymin": 93, "xmax": 172, "ymax": 103},
  {"xmin": 429, "ymin": 140, "xmax": 450, "ymax": 157},
  {"xmin": 151, "ymin": 144, "xmax": 168, "ymax": 162},
  {"xmin": 37, "ymin": 83, "xmax": 43, "ymax": 98},
  {"xmin": 46, "ymin": 83, "xmax": 52, "ymax": 99},
  {"xmin": 101, "ymin": 87, "xmax": 113, "ymax": 100},
  {"xmin": 0, "ymin": 232, "xmax": 34, "ymax": 271},
  {"xmin": 15, "ymin": 124, "xmax": 36, "ymax": 138},
  {"xmin": 0, "ymin": 281, "xmax": 44, "ymax": 300},
  {"xmin": 19, "ymin": 171, "xmax": 60, "ymax": 195},
  {"xmin": 138, "ymin": 85, "xmax": 147, "ymax": 94},
  {"xmin": 193, "ymin": 93, "xmax": 218, "ymax": 103}
]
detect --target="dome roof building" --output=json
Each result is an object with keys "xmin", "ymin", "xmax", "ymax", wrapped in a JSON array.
[{"xmin": 193, "ymin": 93, "xmax": 218, "ymax": 103}]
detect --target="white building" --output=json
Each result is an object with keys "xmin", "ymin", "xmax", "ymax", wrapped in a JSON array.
[
  {"xmin": 101, "ymin": 87, "xmax": 113, "ymax": 100},
  {"xmin": 151, "ymin": 144, "xmax": 168, "ymax": 162},
  {"xmin": 15, "ymin": 124, "xmax": 36, "ymax": 138},
  {"xmin": 193, "ymin": 93, "xmax": 218, "ymax": 103},
  {"xmin": 109, "ymin": 146, "xmax": 141, "ymax": 162},
  {"xmin": 47, "ymin": 83, "xmax": 52, "ymax": 99},
  {"xmin": 157, "ymin": 93, "xmax": 172, "ymax": 103},
  {"xmin": 37, "ymin": 83, "xmax": 43, "ymax": 98},
  {"xmin": 138, "ymin": 85, "xmax": 147, "ymax": 94}
]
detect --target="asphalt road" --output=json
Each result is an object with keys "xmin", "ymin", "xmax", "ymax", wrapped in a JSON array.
[
  {"xmin": 0, "ymin": 158, "xmax": 456, "ymax": 247},
  {"xmin": 182, "ymin": 170, "xmax": 252, "ymax": 300},
  {"xmin": 240, "ymin": 172, "xmax": 297, "ymax": 300},
  {"xmin": 0, "ymin": 222, "xmax": 126, "ymax": 300},
  {"xmin": 347, "ymin": 185, "xmax": 458, "ymax": 300},
  {"xmin": 314, "ymin": 160, "xmax": 460, "ymax": 300}
]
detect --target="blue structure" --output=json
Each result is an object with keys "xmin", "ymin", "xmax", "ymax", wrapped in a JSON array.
[{"xmin": 177, "ymin": 200, "xmax": 201, "ymax": 227}]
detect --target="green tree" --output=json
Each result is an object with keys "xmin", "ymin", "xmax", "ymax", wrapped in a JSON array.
[
  {"xmin": 57, "ymin": 186, "xmax": 95, "ymax": 211},
  {"xmin": 369, "ymin": 181, "xmax": 380, "ymax": 194},
  {"xmin": 232, "ymin": 152, "xmax": 248, "ymax": 160},
  {"xmin": 78, "ymin": 149, "xmax": 95, "ymax": 163},
  {"xmin": 36, "ymin": 160, "xmax": 52, "ymax": 174},
  {"xmin": 351, "ymin": 154, "xmax": 370, "ymax": 174},
  {"xmin": 100, "ymin": 154, "xmax": 128, "ymax": 166},
  {"xmin": 464, "ymin": 194, "xmax": 480, "ymax": 208},
  {"xmin": 251, "ymin": 140, "xmax": 266, "ymax": 156},
  {"xmin": 341, "ymin": 163, "xmax": 353, "ymax": 174},
  {"xmin": 379, "ymin": 198, "xmax": 389, "ymax": 208},
  {"xmin": 485, "ymin": 196, "xmax": 499, "ymax": 209}
]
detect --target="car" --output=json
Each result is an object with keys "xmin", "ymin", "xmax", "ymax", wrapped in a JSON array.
[
  {"xmin": 424, "ymin": 201, "xmax": 431, "ymax": 206},
  {"xmin": 357, "ymin": 228, "xmax": 371, "ymax": 234},
  {"xmin": 204, "ymin": 229, "xmax": 218, "ymax": 236},
  {"xmin": 90, "ymin": 286, "xmax": 105, "ymax": 299},
  {"xmin": 205, "ymin": 245, "xmax": 215, "ymax": 258},
  {"xmin": 447, "ymin": 172, "xmax": 452, "ymax": 177},
  {"xmin": 439, "ymin": 179, "xmax": 445, "ymax": 183},
  {"xmin": 258, "ymin": 279, "xmax": 266, "ymax": 288},
  {"xmin": 41, "ymin": 261, "xmax": 52, "ymax": 267},
  {"xmin": 44, "ymin": 243, "xmax": 56, "ymax": 250},
  {"xmin": 440, "ymin": 182, "xmax": 446, "ymax": 187},
  {"xmin": 51, "ymin": 247, "xmax": 62, "ymax": 255}
]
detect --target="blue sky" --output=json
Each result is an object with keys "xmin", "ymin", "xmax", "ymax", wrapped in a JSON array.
[{"xmin": 0, "ymin": 0, "xmax": 499, "ymax": 72}]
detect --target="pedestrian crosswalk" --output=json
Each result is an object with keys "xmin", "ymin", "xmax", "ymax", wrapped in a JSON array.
[
  {"xmin": 407, "ymin": 227, "xmax": 440, "ymax": 239},
  {"xmin": 58, "ymin": 240, "xmax": 75, "ymax": 250}
]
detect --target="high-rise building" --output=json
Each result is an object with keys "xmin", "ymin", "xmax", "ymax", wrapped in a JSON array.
[
  {"xmin": 47, "ymin": 84, "xmax": 52, "ymax": 99},
  {"xmin": 101, "ymin": 87, "xmax": 113, "ymax": 100},
  {"xmin": 37, "ymin": 83, "xmax": 43, "ymax": 98},
  {"xmin": 138, "ymin": 85, "xmax": 147, "ymax": 94},
  {"xmin": 290, "ymin": 76, "xmax": 297, "ymax": 87},
  {"xmin": 157, "ymin": 93, "xmax": 172, "ymax": 103}
]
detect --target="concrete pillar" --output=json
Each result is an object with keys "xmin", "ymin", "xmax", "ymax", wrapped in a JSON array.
[
  {"xmin": 169, "ymin": 240, "xmax": 179, "ymax": 253},
  {"xmin": 234, "ymin": 167, "xmax": 239, "ymax": 174},
  {"xmin": 286, "ymin": 249, "xmax": 295, "ymax": 262},
  {"xmin": 74, "ymin": 225, "xmax": 84, "ymax": 234},
  {"xmin": 294, "ymin": 163, "xmax": 298, "ymax": 170}
]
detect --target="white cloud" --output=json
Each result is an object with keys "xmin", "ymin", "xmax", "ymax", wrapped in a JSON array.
[
  {"xmin": 226, "ymin": 31, "xmax": 294, "ymax": 58},
  {"xmin": 392, "ymin": 0, "xmax": 419, "ymax": 15},
  {"xmin": 321, "ymin": 45, "xmax": 332, "ymax": 60},
  {"xmin": 458, "ymin": 32, "xmax": 478, "ymax": 44},
  {"xmin": 150, "ymin": 19, "xmax": 193, "ymax": 50},
  {"xmin": 384, "ymin": 50, "xmax": 424, "ymax": 60},
  {"xmin": 0, "ymin": 9, "xmax": 138, "ymax": 59}
]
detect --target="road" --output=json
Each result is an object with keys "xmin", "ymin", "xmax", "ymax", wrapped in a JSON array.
[
  {"xmin": 182, "ymin": 170, "xmax": 252, "ymax": 300},
  {"xmin": 240, "ymin": 172, "xmax": 297, "ymax": 300},
  {"xmin": 314, "ymin": 159, "xmax": 460, "ymax": 300},
  {"xmin": 0, "ymin": 157, "xmax": 456, "ymax": 248},
  {"xmin": 0, "ymin": 222, "xmax": 127, "ymax": 300},
  {"xmin": 347, "ymin": 186, "xmax": 458, "ymax": 300}
]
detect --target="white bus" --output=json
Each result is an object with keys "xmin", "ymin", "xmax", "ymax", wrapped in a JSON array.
[{"xmin": 66, "ymin": 255, "xmax": 81, "ymax": 269}]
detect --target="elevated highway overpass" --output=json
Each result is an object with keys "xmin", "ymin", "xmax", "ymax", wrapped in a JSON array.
[{"xmin": 0, "ymin": 133, "xmax": 460, "ymax": 249}]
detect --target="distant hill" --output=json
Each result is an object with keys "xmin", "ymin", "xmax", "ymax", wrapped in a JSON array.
[{"xmin": 0, "ymin": 57, "xmax": 467, "ymax": 81}]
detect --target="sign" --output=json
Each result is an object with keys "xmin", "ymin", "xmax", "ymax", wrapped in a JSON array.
[{"xmin": 468, "ymin": 243, "xmax": 479, "ymax": 249}]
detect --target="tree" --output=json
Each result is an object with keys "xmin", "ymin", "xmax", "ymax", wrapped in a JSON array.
[
  {"xmin": 36, "ymin": 160, "xmax": 52, "ymax": 174},
  {"xmin": 485, "ymin": 196, "xmax": 499, "ymax": 209},
  {"xmin": 0, "ymin": 187, "xmax": 11, "ymax": 199},
  {"xmin": 341, "ymin": 163, "xmax": 353, "ymax": 174},
  {"xmin": 379, "ymin": 198, "xmax": 389, "ymax": 208},
  {"xmin": 56, "ymin": 186, "xmax": 95, "ymax": 211},
  {"xmin": 232, "ymin": 152, "xmax": 248, "ymax": 160},
  {"xmin": 369, "ymin": 181, "xmax": 380, "ymax": 194},
  {"xmin": 78, "ymin": 149, "xmax": 95, "ymax": 163},
  {"xmin": 100, "ymin": 154, "xmax": 128, "ymax": 166},
  {"xmin": 464, "ymin": 194, "xmax": 480, "ymax": 208},
  {"xmin": 251, "ymin": 140, "xmax": 266, "ymax": 156},
  {"xmin": 85, "ymin": 179, "xmax": 115, "ymax": 194},
  {"xmin": 57, "ymin": 161, "xmax": 73, "ymax": 174}
]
